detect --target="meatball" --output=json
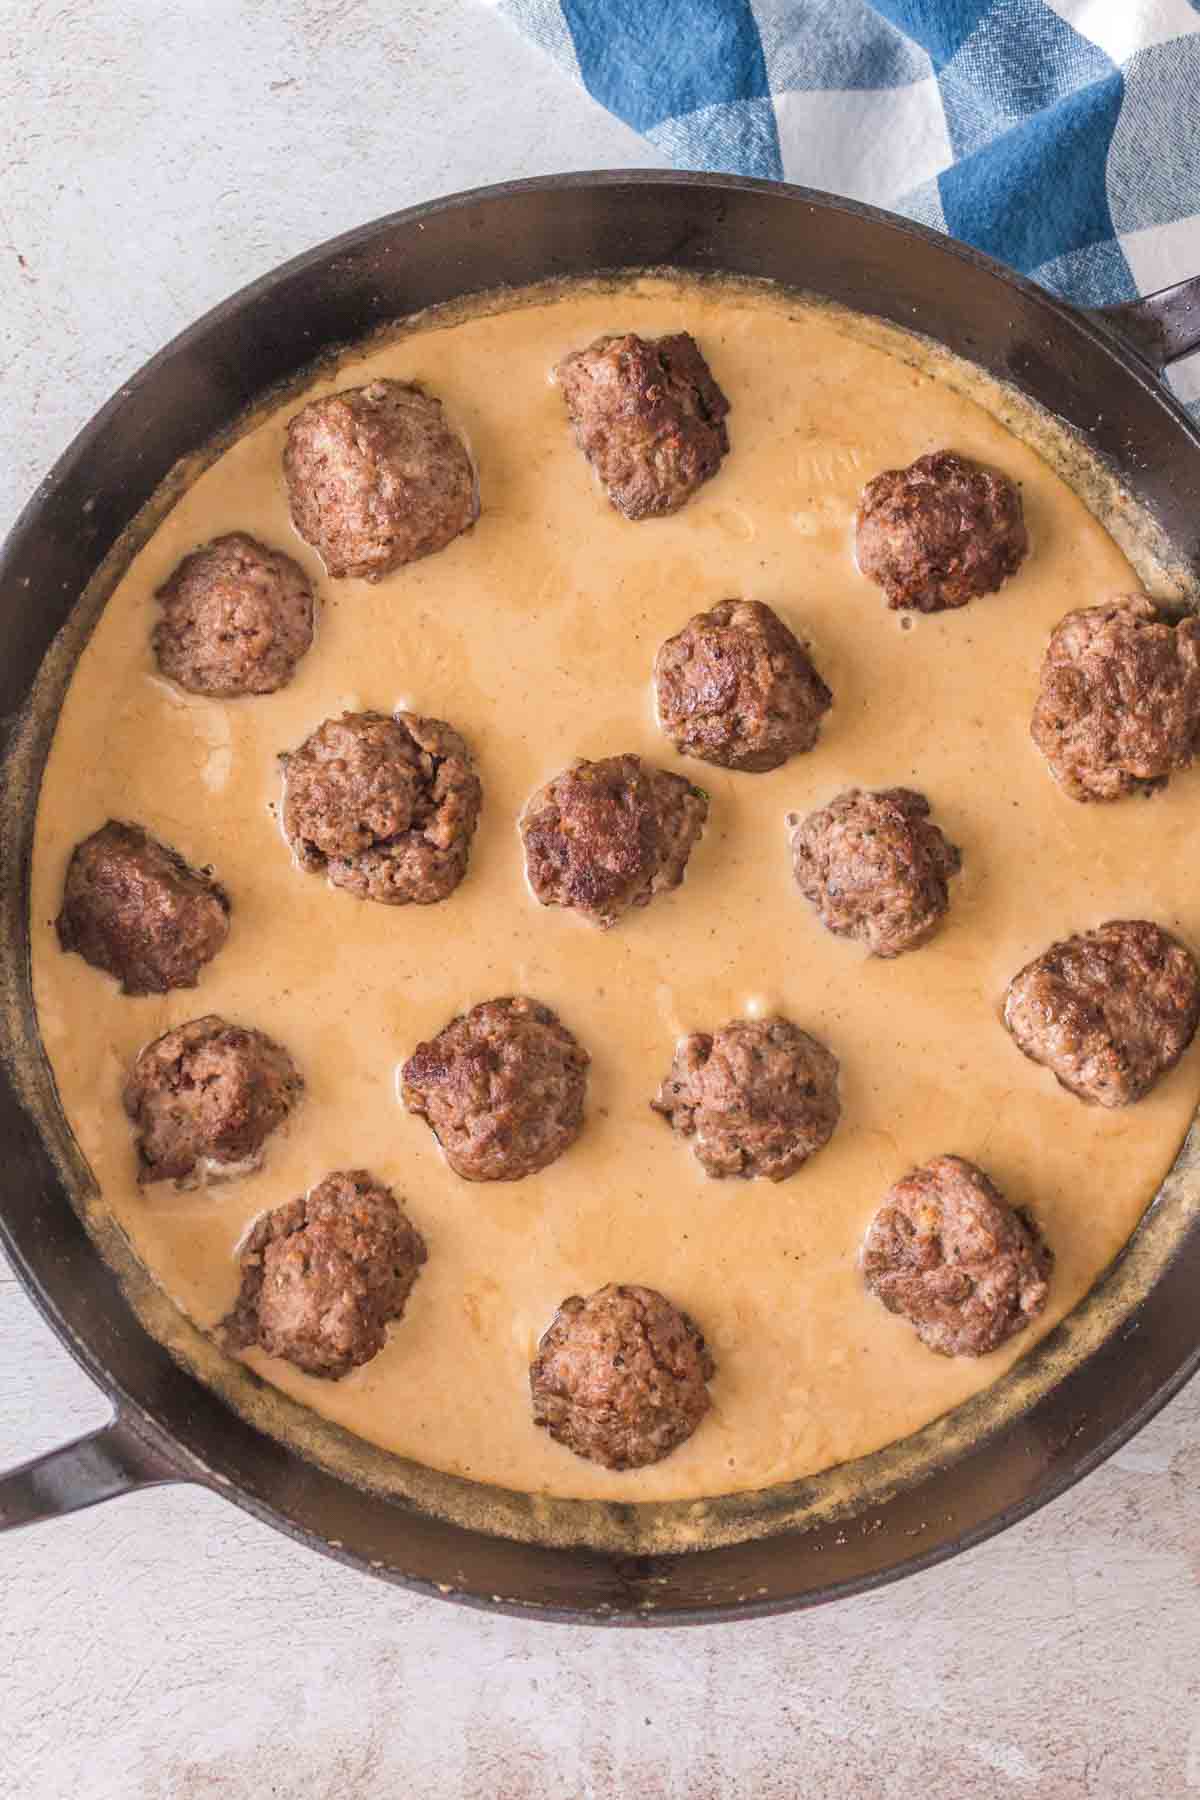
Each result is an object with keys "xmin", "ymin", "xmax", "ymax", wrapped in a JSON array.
[
  {"xmin": 152, "ymin": 532, "xmax": 315, "ymax": 697},
  {"xmin": 654, "ymin": 598, "xmax": 833, "ymax": 773},
  {"xmin": 555, "ymin": 331, "xmax": 730, "ymax": 521},
  {"xmin": 520, "ymin": 754, "xmax": 708, "ymax": 929},
  {"xmin": 56, "ymin": 820, "xmax": 230, "ymax": 996},
  {"xmin": 856, "ymin": 449, "xmax": 1028, "ymax": 612},
  {"xmin": 283, "ymin": 379, "xmax": 477, "ymax": 580},
  {"xmin": 1031, "ymin": 596, "xmax": 1200, "ymax": 802},
  {"xmin": 224, "ymin": 1169, "xmax": 426, "ymax": 1379},
  {"xmin": 1004, "ymin": 919, "xmax": 1200, "ymax": 1107},
  {"xmin": 282, "ymin": 709, "xmax": 481, "ymax": 905},
  {"xmin": 862, "ymin": 1155, "xmax": 1052, "ymax": 1358},
  {"xmin": 123, "ymin": 1015, "xmax": 303, "ymax": 1184},
  {"xmin": 789, "ymin": 787, "xmax": 961, "ymax": 959},
  {"xmin": 652, "ymin": 1016, "xmax": 840, "ymax": 1182},
  {"xmin": 401, "ymin": 996, "xmax": 588, "ymax": 1181},
  {"xmin": 530, "ymin": 1283, "xmax": 715, "ymax": 1470}
]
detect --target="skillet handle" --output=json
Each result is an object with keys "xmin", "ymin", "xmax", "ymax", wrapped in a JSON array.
[
  {"xmin": 1088, "ymin": 274, "xmax": 1200, "ymax": 373},
  {"xmin": 0, "ymin": 1410, "xmax": 180, "ymax": 1531}
]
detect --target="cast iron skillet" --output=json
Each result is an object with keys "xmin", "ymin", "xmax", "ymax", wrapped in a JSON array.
[{"xmin": 2, "ymin": 173, "xmax": 1200, "ymax": 1625}]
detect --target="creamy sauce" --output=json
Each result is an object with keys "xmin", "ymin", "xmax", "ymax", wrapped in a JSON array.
[{"xmin": 29, "ymin": 279, "xmax": 1200, "ymax": 1504}]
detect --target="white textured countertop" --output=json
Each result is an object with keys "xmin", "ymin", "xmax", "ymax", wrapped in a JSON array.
[{"xmin": 2, "ymin": 6, "xmax": 1198, "ymax": 1795}]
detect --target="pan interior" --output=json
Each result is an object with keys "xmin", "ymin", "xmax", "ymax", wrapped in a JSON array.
[{"xmin": 4, "ymin": 270, "xmax": 1200, "ymax": 1556}]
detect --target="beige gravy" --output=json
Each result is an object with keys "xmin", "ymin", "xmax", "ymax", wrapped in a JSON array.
[{"xmin": 30, "ymin": 278, "xmax": 1200, "ymax": 1503}]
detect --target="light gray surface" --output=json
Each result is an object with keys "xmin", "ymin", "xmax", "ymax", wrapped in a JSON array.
[{"xmin": 2, "ymin": 5, "xmax": 1198, "ymax": 1795}]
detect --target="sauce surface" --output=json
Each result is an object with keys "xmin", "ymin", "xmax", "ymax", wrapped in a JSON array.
[{"xmin": 30, "ymin": 279, "xmax": 1200, "ymax": 1502}]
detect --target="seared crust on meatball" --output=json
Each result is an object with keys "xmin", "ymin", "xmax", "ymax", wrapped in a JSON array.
[
  {"xmin": 530, "ymin": 1283, "xmax": 715, "ymax": 1469},
  {"xmin": 862, "ymin": 1155, "xmax": 1052, "ymax": 1358},
  {"xmin": 401, "ymin": 996, "xmax": 589, "ymax": 1181},
  {"xmin": 282, "ymin": 710, "xmax": 481, "ymax": 905},
  {"xmin": 56, "ymin": 821, "xmax": 230, "ymax": 996},
  {"xmin": 520, "ymin": 754, "xmax": 707, "ymax": 928},
  {"xmin": 555, "ymin": 332, "xmax": 730, "ymax": 521},
  {"xmin": 153, "ymin": 532, "xmax": 315, "ymax": 696},
  {"xmin": 856, "ymin": 450, "xmax": 1027, "ymax": 612},
  {"xmin": 1004, "ymin": 919, "xmax": 1200, "ymax": 1107},
  {"xmin": 1031, "ymin": 596, "xmax": 1200, "ymax": 802},
  {"xmin": 123, "ymin": 1014, "xmax": 303, "ymax": 1184},
  {"xmin": 789, "ymin": 787, "xmax": 961, "ymax": 959},
  {"xmin": 654, "ymin": 598, "xmax": 832, "ymax": 772},
  {"xmin": 283, "ymin": 379, "xmax": 477, "ymax": 580},
  {"xmin": 652, "ymin": 1016, "xmax": 840, "ymax": 1182},
  {"xmin": 224, "ymin": 1169, "xmax": 426, "ymax": 1379}
]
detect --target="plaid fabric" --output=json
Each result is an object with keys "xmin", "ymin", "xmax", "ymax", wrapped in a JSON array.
[{"xmin": 492, "ymin": 0, "xmax": 1200, "ymax": 410}]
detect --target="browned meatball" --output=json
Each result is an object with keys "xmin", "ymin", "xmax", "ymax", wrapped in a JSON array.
[
  {"xmin": 789, "ymin": 787, "xmax": 961, "ymax": 959},
  {"xmin": 652, "ymin": 1016, "xmax": 840, "ymax": 1182},
  {"xmin": 530, "ymin": 1283, "xmax": 715, "ymax": 1470},
  {"xmin": 152, "ymin": 532, "xmax": 315, "ymax": 696},
  {"xmin": 555, "ymin": 332, "xmax": 730, "ymax": 521},
  {"xmin": 282, "ymin": 710, "xmax": 481, "ymax": 905},
  {"xmin": 654, "ymin": 598, "xmax": 832, "ymax": 773},
  {"xmin": 856, "ymin": 450, "xmax": 1027, "ymax": 612},
  {"xmin": 56, "ymin": 821, "xmax": 230, "ymax": 996},
  {"xmin": 1004, "ymin": 919, "xmax": 1200, "ymax": 1107},
  {"xmin": 1031, "ymin": 597, "xmax": 1200, "ymax": 802},
  {"xmin": 283, "ymin": 379, "xmax": 477, "ymax": 580},
  {"xmin": 520, "ymin": 754, "xmax": 707, "ymax": 929},
  {"xmin": 224, "ymin": 1169, "xmax": 426, "ymax": 1378},
  {"xmin": 401, "ymin": 997, "xmax": 588, "ymax": 1181},
  {"xmin": 123, "ymin": 1015, "xmax": 303, "ymax": 1184},
  {"xmin": 862, "ymin": 1155, "xmax": 1052, "ymax": 1358}
]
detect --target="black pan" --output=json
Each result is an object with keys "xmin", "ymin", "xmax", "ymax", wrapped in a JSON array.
[{"xmin": 2, "ymin": 172, "xmax": 1200, "ymax": 1625}]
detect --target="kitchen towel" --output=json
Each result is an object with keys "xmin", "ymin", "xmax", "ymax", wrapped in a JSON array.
[{"xmin": 492, "ymin": 0, "xmax": 1200, "ymax": 400}]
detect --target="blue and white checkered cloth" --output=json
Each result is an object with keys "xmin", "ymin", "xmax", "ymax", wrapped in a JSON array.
[{"xmin": 493, "ymin": 0, "xmax": 1200, "ymax": 407}]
